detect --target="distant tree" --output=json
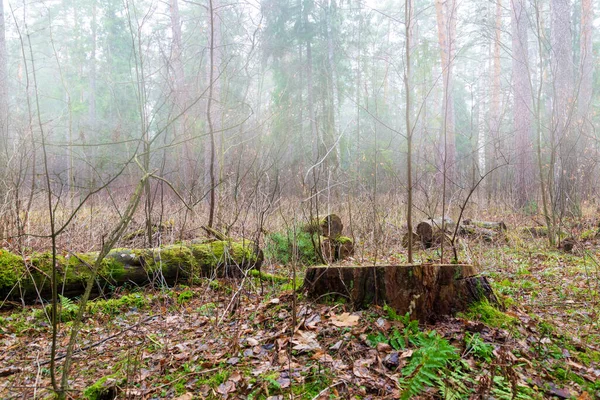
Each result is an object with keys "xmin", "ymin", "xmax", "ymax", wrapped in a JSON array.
[{"xmin": 511, "ymin": 0, "xmax": 533, "ymax": 208}]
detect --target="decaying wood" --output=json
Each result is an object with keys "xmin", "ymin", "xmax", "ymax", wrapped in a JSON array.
[
  {"xmin": 304, "ymin": 214, "xmax": 344, "ymax": 238},
  {"xmin": 304, "ymin": 264, "xmax": 498, "ymax": 323},
  {"xmin": 416, "ymin": 218, "xmax": 455, "ymax": 248},
  {"xmin": 321, "ymin": 237, "xmax": 354, "ymax": 262},
  {"xmin": 560, "ymin": 238, "xmax": 576, "ymax": 253},
  {"xmin": 401, "ymin": 231, "xmax": 421, "ymax": 249},
  {"xmin": 462, "ymin": 219, "xmax": 507, "ymax": 231},
  {"xmin": 0, "ymin": 239, "xmax": 262, "ymax": 303},
  {"xmin": 404, "ymin": 217, "xmax": 507, "ymax": 249}
]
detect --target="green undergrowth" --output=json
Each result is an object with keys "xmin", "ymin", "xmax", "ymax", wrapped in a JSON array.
[
  {"xmin": 264, "ymin": 230, "xmax": 321, "ymax": 266},
  {"xmin": 363, "ymin": 306, "xmax": 544, "ymax": 398},
  {"xmin": 33, "ymin": 292, "xmax": 152, "ymax": 322},
  {"xmin": 459, "ymin": 300, "xmax": 516, "ymax": 329}
]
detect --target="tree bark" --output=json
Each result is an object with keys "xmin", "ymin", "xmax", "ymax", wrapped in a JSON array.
[
  {"xmin": 0, "ymin": 240, "xmax": 262, "ymax": 302},
  {"xmin": 551, "ymin": 0, "xmax": 577, "ymax": 215},
  {"xmin": 435, "ymin": 0, "xmax": 457, "ymax": 183},
  {"xmin": 512, "ymin": 0, "xmax": 534, "ymax": 208},
  {"xmin": 416, "ymin": 217, "xmax": 454, "ymax": 248},
  {"xmin": 304, "ymin": 264, "xmax": 499, "ymax": 323}
]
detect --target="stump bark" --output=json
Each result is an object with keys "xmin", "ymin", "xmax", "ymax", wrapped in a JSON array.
[
  {"xmin": 304, "ymin": 264, "xmax": 498, "ymax": 323},
  {"xmin": 0, "ymin": 239, "xmax": 262, "ymax": 302}
]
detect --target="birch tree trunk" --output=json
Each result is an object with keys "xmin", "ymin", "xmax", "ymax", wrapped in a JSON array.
[{"xmin": 511, "ymin": 0, "xmax": 533, "ymax": 208}]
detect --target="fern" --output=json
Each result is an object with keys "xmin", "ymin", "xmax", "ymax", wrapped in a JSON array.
[
  {"xmin": 58, "ymin": 295, "xmax": 79, "ymax": 322},
  {"xmin": 398, "ymin": 331, "xmax": 459, "ymax": 399}
]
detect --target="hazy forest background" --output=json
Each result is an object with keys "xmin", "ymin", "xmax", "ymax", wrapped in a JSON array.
[
  {"xmin": 0, "ymin": 0, "xmax": 597, "ymax": 246},
  {"xmin": 1, "ymin": 0, "xmax": 600, "ymax": 398}
]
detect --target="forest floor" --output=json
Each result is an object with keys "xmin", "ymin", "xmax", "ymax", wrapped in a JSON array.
[{"xmin": 1, "ymin": 225, "xmax": 600, "ymax": 399}]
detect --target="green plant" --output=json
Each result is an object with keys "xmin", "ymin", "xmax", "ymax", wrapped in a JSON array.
[
  {"xmin": 264, "ymin": 230, "xmax": 321, "ymax": 266},
  {"xmin": 398, "ymin": 331, "xmax": 459, "ymax": 399},
  {"xmin": 459, "ymin": 300, "xmax": 516, "ymax": 328},
  {"xmin": 177, "ymin": 289, "xmax": 194, "ymax": 304},
  {"xmin": 464, "ymin": 332, "xmax": 494, "ymax": 362}
]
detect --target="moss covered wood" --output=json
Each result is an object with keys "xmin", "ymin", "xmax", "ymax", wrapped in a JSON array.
[
  {"xmin": 0, "ymin": 239, "xmax": 261, "ymax": 302},
  {"xmin": 303, "ymin": 214, "xmax": 344, "ymax": 238},
  {"xmin": 303, "ymin": 264, "xmax": 498, "ymax": 323}
]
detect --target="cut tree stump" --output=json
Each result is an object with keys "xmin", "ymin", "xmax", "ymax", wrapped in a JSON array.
[
  {"xmin": 0, "ymin": 239, "xmax": 262, "ymax": 303},
  {"xmin": 304, "ymin": 264, "xmax": 498, "ymax": 322}
]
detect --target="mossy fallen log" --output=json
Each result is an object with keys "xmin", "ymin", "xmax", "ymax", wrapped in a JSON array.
[
  {"xmin": 0, "ymin": 239, "xmax": 262, "ymax": 302},
  {"xmin": 304, "ymin": 264, "xmax": 498, "ymax": 323}
]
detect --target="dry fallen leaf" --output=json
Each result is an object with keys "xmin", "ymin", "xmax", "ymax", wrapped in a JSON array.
[
  {"xmin": 330, "ymin": 312, "xmax": 359, "ymax": 327},
  {"xmin": 292, "ymin": 330, "xmax": 321, "ymax": 351},
  {"xmin": 173, "ymin": 393, "xmax": 194, "ymax": 400}
]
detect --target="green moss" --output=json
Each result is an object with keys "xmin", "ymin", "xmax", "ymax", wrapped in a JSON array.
[
  {"xmin": 264, "ymin": 230, "xmax": 320, "ymax": 265},
  {"xmin": 144, "ymin": 245, "xmax": 197, "ymax": 273},
  {"xmin": 459, "ymin": 300, "xmax": 516, "ymax": 329},
  {"xmin": 83, "ymin": 374, "xmax": 125, "ymax": 400},
  {"xmin": 190, "ymin": 240, "xmax": 257, "ymax": 271},
  {"xmin": 0, "ymin": 250, "xmax": 25, "ymax": 290},
  {"xmin": 334, "ymin": 236, "xmax": 352, "ymax": 244}
]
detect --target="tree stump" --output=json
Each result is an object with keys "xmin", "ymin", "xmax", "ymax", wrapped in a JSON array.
[{"xmin": 304, "ymin": 264, "xmax": 498, "ymax": 323}]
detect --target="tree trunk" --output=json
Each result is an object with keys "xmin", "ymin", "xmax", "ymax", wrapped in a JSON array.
[
  {"xmin": 551, "ymin": 0, "xmax": 577, "ymax": 215},
  {"xmin": 304, "ymin": 264, "xmax": 499, "ymax": 323},
  {"xmin": 487, "ymin": 0, "xmax": 502, "ymax": 201},
  {"xmin": 435, "ymin": 0, "xmax": 457, "ymax": 183},
  {"xmin": 0, "ymin": 240, "xmax": 262, "ymax": 302},
  {"xmin": 512, "ymin": 0, "xmax": 534, "ymax": 209}
]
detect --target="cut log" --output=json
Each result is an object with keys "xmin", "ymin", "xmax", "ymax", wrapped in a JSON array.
[
  {"xmin": 303, "ymin": 214, "xmax": 343, "ymax": 238},
  {"xmin": 304, "ymin": 264, "xmax": 498, "ymax": 323},
  {"xmin": 462, "ymin": 219, "xmax": 507, "ymax": 231},
  {"xmin": 0, "ymin": 239, "xmax": 262, "ymax": 302},
  {"xmin": 416, "ymin": 218, "xmax": 455, "ymax": 248},
  {"xmin": 401, "ymin": 231, "xmax": 421, "ymax": 249}
]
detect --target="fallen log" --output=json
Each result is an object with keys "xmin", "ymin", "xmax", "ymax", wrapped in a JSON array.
[
  {"xmin": 458, "ymin": 225, "xmax": 500, "ymax": 242},
  {"xmin": 0, "ymin": 239, "xmax": 262, "ymax": 302},
  {"xmin": 462, "ymin": 219, "xmax": 507, "ymax": 231},
  {"xmin": 415, "ymin": 218, "xmax": 455, "ymax": 248},
  {"xmin": 304, "ymin": 264, "xmax": 498, "ymax": 323}
]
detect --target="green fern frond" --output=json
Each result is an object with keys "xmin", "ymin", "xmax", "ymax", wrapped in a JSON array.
[{"xmin": 399, "ymin": 331, "xmax": 459, "ymax": 399}]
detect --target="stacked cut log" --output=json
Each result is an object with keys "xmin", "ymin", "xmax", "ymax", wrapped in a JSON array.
[
  {"xmin": 0, "ymin": 238, "xmax": 262, "ymax": 302},
  {"xmin": 304, "ymin": 214, "xmax": 354, "ymax": 262},
  {"xmin": 403, "ymin": 218, "xmax": 507, "ymax": 249}
]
